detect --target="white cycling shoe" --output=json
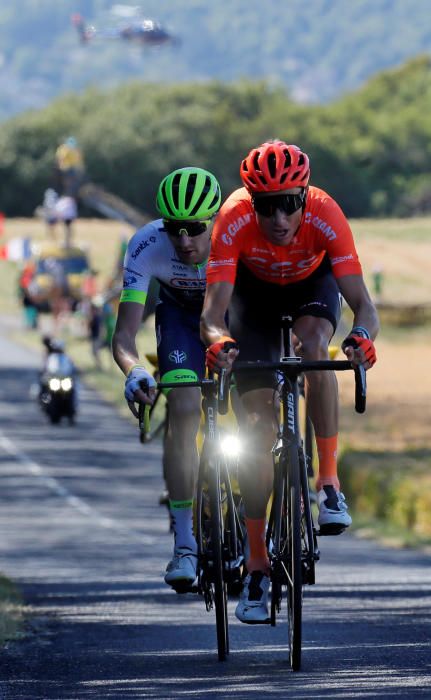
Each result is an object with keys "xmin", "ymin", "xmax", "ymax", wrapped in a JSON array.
[
  {"xmin": 164, "ymin": 546, "xmax": 198, "ymax": 590},
  {"xmin": 317, "ymin": 485, "xmax": 352, "ymax": 534},
  {"xmin": 235, "ymin": 571, "xmax": 270, "ymax": 624}
]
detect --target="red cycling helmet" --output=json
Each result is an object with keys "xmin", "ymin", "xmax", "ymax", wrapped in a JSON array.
[{"xmin": 240, "ymin": 141, "xmax": 310, "ymax": 193}]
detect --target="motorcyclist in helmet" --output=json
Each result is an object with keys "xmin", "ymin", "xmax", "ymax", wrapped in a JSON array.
[{"xmin": 39, "ymin": 336, "xmax": 79, "ymax": 419}]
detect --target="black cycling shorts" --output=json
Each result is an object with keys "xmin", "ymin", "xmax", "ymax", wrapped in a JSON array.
[
  {"xmin": 155, "ymin": 293, "xmax": 205, "ymax": 387},
  {"xmin": 229, "ymin": 257, "xmax": 341, "ymax": 395}
]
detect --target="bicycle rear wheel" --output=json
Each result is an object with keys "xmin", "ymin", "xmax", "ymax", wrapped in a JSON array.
[
  {"xmin": 208, "ymin": 456, "xmax": 229, "ymax": 661},
  {"xmin": 285, "ymin": 445, "xmax": 303, "ymax": 671}
]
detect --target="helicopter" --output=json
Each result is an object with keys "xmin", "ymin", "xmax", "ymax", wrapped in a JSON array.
[{"xmin": 71, "ymin": 5, "xmax": 178, "ymax": 48}]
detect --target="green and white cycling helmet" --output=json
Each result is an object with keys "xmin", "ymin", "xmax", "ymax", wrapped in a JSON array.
[{"xmin": 156, "ymin": 167, "xmax": 221, "ymax": 220}]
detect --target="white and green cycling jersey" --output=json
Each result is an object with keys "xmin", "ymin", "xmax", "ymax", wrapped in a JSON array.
[{"xmin": 120, "ymin": 219, "xmax": 207, "ymax": 310}]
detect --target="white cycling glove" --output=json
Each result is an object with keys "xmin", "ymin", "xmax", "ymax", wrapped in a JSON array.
[{"xmin": 124, "ymin": 366, "xmax": 156, "ymax": 402}]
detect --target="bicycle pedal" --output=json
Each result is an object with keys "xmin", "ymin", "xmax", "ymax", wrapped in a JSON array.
[{"xmin": 316, "ymin": 523, "xmax": 347, "ymax": 536}]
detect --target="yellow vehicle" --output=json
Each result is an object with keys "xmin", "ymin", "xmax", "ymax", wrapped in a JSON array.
[{"xmin": 27, "ymin": 243, "xmax": 90, "ymax": 310}]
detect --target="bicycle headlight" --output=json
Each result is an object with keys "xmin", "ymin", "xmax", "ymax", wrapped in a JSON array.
[{"xmin": 220, "ymin": 434, "xmax": 242, "ymax": 458}]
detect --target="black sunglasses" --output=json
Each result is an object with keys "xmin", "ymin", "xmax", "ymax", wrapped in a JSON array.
[
  {"xmin": 252, "ymin": 192, "xmax": 306, "ymax": 217},
  {"xmin": 163, "ymin": 219, "xmax": 212, "ymax": 238}
]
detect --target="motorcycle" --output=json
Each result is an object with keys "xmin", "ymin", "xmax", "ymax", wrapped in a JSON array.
[{"xmin": 39, "ymin": 344, "xmax": 77, "ymax": 425}]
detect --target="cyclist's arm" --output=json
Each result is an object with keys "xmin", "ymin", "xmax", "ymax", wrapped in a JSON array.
[
  {"xmin": 337, "ymin": 274, "xmax": 379, "ymax": 368},
  {"xmin": 337, "ymin": 274, "xmax": 379, "ymax": 340},
  {"xmin": 200, "ymin": 281, "xmax": 234, "ymax": 346},
  {"xmin": 113, "ymin": 222, "xmax": 159, "ymax": 376},
  {"xmin": 200, "ymin": 281, "xmax": 238, "ymax": 370},
  {"xmin": 112, "ymin": 301, "xmax": 156, "ymax": 414},
  {"xmin": 112, "ymin": 301, "xmax": 145, "ymax": 376}
]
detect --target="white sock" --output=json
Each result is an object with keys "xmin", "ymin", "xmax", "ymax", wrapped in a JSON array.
[{"xmin": 169, "ymin": 500, "xmax": 197, "ymax": 553}]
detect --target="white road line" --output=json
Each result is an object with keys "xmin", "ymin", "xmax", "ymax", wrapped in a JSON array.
[{"xmin": 0, "ymin": 431, "xmax": 157, "ymax": 545}]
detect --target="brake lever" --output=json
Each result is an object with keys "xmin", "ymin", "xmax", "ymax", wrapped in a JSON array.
[
  {"xmin": 138, "ymin": 379, "xmax": 151, "ymax": 440},
  {"xmin": 354, "ymin": 364, "xmax": 367, "ymax": 414}
]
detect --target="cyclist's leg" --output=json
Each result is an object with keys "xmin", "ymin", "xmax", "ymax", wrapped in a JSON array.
[
  {"xmin": 291, "ymin": 263, "xmax": 340, "ymax": 486},
  {"xmin": 229, "ymin": 269, "xmax": 281, "ymax": 569},
  {"xmin": 231, "ymin": 386, "xmax": 277, "ymax": 623},
  {"xmin": 291, "ymin": 264, "xmax": 351, "ymax": 530},
  {"xmin": 294, "ymin": 313, "xmax": 338, "ymax": 470},
  {"xmin": 236, "ymin": 387, "xmax": 276, "ymax": 560},
  {"xmin": 155, "ymin": 299, "xmax": 205, "ymax": 586}
]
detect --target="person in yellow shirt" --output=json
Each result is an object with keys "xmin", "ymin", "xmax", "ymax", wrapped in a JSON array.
[{"xmin": 54, "ymin": 137, "xmax": 85, "ymax": 197}]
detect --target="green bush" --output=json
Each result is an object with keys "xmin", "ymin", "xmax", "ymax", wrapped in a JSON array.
[
  {"xmin": 339, "ymin": 448, "xmax": 431, "ymax": 541},
  {"xmin": 2, "ymin": 57, "xmax": 431, "ymax": 217}
]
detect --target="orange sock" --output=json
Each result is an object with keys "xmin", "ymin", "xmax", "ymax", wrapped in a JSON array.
[
  {"xmin": 245, "ymin": 517, "xmax": 270, "ymax": 573},
  {"xmin": 315, "ymin": 434, "xmax": 340, "ymax": 491}
]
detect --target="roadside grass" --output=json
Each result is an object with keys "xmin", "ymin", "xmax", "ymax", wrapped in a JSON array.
[
  {"xmin": 0, "ymin": 575, "xmax": 26, "ymax": 645},
  {"xmin": 0, "ymin": 261, "xmax": 21, "ymax": 314},
  {"xmin": 339, "ymin": 448, "xmax": 431, "ymax": 548},
  {"xmin": 3, "ymin": 214, "xmax": 431, "ymax": 306},
  {"xmin": 349, "ymin": 513, "xmax": 431, "ymax": 551}
]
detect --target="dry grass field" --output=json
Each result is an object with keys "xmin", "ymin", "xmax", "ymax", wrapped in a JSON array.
[
  {"xmin": 4, "ymin": 215, "xmax": 431, "ymax": 303},
  {"xmin": 351, "ymin": 217, "xmax": 431, "ymax": 305},
  {"xmin": 338, "ymin": 331, "xmax": 431, "ymax": 450},
  {"xmin": 2, "ymin": 215, "xmax": 430, "ymax": 455}
]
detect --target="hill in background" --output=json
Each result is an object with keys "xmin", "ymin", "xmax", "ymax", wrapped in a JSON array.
[{"xmin": 1, "ymin": 0, "xmax": 431, "ymax": 120}]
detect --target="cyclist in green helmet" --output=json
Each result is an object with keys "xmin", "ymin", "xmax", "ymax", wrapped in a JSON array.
[{"xmin": 112, "ymin": 166, "xmax": 221, "ymax": 590}]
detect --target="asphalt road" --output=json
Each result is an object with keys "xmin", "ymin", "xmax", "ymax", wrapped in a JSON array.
[{"xmin": 0, "ymin": 328, "xmax": 430, "ymax": 699}]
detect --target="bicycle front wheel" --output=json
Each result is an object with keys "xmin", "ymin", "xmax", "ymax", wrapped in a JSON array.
[
  {"xmin": 285, "ymin": 445, "xmax": 303, "ymax": 671},
  {"xmin": 208, "ymin": 456, "xmax": 229, "ymax": 661}
]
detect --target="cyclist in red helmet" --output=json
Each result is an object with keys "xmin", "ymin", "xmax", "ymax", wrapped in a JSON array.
[
  {"xmin": 201, "ymin": 139, "xmax": 379, "ymax": 624},
  {"xmin": 240, "ymin": 141, "xmax": 310, "ymax": 192}
]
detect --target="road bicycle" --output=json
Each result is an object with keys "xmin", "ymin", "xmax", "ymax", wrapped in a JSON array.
[
  {"xmin": 233, "ymin": 315, "xmax": 366, "ymax": 671},
  {"xmin": 138, "ymin": 325, "xmax": 365, "ymax": 667},
  {"xmin": 139, "ymin": 369, "xmax": 244, "ymax": 662}
]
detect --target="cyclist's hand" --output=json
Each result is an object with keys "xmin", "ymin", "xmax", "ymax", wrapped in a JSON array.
[
  {"xmin": 341, "ymin": 334, "xmax": 377, "ymax": 369},
  {"xmin": 124, "ymin": 366, "xmax": 156, "ymax": 417},
  {"xmin": 206, "ymin": 336, "xmax": 239, "ymax": 373}
]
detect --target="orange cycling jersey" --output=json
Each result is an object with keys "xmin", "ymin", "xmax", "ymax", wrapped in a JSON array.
[{"xmin": 207, "ymin": 186, "xmax": 362, "ymax": 286}]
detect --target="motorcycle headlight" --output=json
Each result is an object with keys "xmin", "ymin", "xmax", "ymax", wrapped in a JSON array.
[
  {"xmin": 220, "ymin": 434, "xmax": 242, "ymax": 458},
  {"xmin": 60, "ymin": 378, "xmax": 73, "ymax": 392},
  {"xmin": 48, "ymin": 378, "xmax": 61, "ymax": 392}
]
